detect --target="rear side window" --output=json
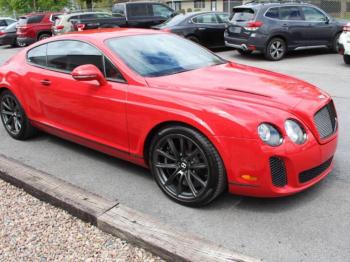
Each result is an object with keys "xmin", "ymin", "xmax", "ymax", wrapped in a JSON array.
[
  {"xmin": 113, "ymin": 5, "xmax": 126, "ymax": 17},
  {"xmin": 279, "ymin": 6, "xmax": 303, "ymax": 21},
  {"xmin": 27, "ymin": 44, "xmax": 47, "ymax": 67},
  {"xmin": 231, "ymin": 8, "xmax": 255, "ymax": 22},
  {"xmin": 192, "ymin": 14, "xmax": 218, "ymax": 24},
  {"xmin": 265, "ymin": 7, "xmax": 279, "ymax": 19},
  {"xmin": 6, "ymin": 19, "xmax": 16, "ymax": 26},
  {"xmin": 0, "ymin": 20, "xmax": 6, "ymax": 27},
  {"xmin": 152, "ymin": 4, "xmax": 173, "ymax": 18},
  {"xmin": 27, "ymin": 15, "xmax": 44, "ymax": 24},
  {"xmin": 217, "ymin": 13, "xmax": 229, "ymax": 23},
  {"xmin": 127, "ymin": 4, "xmax": 151, "ymax": 18},
  {"xmin": 47, "ymin": 41, "xmax": 103, "ymax": 73}
]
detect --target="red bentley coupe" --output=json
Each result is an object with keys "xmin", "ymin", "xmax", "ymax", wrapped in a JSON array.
[{"xmin": 0, "ymin": 29, "xmax": 338, "ymax": 206}]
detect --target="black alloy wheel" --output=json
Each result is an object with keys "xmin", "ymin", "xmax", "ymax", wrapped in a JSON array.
[
  {"xmin": 0, "ymin": 90, "xmax": 36, "ymax": 140},
  {"xmin": 265, "ymin": 37, "xmax": 286, "ymax": 61},
  {"xmin": 149, "ymin": 126, "xmax": 226, "ymax": 207}
]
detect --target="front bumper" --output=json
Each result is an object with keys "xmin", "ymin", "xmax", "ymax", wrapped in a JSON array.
[
  {"xmin": 224, "ymin": 31, "xmax": 267, "ymax": 52},
  {"xmin": 218, "ymin": 128, "xmax": 338, "ymax": 198}
]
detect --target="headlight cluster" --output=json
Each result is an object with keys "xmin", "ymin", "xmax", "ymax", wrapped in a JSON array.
[{"xmin": 258, "ymin": 119, "xmax": 307, "ymax": 147}]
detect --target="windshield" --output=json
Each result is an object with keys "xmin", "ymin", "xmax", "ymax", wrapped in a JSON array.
[
  {"xmin": 107, "ymin": 34, "xmax": 225, "ymax": 77},
  {"xmin": 231, "ymin": 8, "xmax": 255, "ymax": 22},
  {"xmin": 160, "ymin": 14, "xmax": 186, "ymax": 27}
]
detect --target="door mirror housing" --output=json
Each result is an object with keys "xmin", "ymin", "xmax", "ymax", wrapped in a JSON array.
[{"xmin": 72, "ymin": 64, "xmax": 107, "ymax": 86}]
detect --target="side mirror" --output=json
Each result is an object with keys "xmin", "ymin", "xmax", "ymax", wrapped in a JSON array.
[{"xmin": 72, "ymin": 64, "xmax": 107, "ymax": 86}]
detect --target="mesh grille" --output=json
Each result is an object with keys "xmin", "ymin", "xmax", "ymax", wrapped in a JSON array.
[
  {"xmin": 299, "ymin": 157, "xmax": 333, "ymax": 183},
  {"xmin": 270, "ymin": 157, "xmax": 287, "ymax": 187},
  {"xmin": 314, "ymin": 101, "xmax": 337, "ymax": 139}
]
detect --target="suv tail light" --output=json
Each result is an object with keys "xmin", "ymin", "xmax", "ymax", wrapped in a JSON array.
[
  {"xmin": 0, "ymin": 31, "xmax": 5, "ymax": 36},
  {"xmin": 56, "ymin": 25, "xmax": 64, "ymax": 30},
  {"xmin": 77, "ymin": 23, "xmax": 85, "ymax": 31},
  {"xmin": 244, "ymin": 21, "xmax": 263, "ymax": 31}
]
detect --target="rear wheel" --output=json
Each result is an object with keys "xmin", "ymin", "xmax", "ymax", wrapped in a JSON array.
[
  {"xmin": 237, "ymin": 49, "xmax": 253, "ymax": 55},
  {"xmin": 344, "ymin": 55, "xmax": 350, "ymax": 65},
  {"xmin": 16, "ymin": 39, "xmax": 26, "ymax": 47},
  {"xmin": 0, "ymin": 90, "xmax": 36, "ymax": 140},
  {"xmin": 265, "ymin": 37, "xmax": 286, "ymax": 61},
  {"xmin": 332, "ymin": 33, "xmax": 341, "ymax": 53},
  {"xmin": 149, "ymin": 125, "xmax": 226, "ymax": 207}
]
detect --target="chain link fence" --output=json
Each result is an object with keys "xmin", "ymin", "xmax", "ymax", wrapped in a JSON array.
[{"xmin": 1, "ymin": 0, "xmax": 349, "ymax": 20}]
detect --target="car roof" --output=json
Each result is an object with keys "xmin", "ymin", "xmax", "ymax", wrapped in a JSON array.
[
  {"xmin": 180, "ymin": 11, "xmax": 228, "ymax": 19},
  {"xmin": 60, "ymin": 11, "xmax": 110, "ymax": 18},
  {"xmin": 235, "ymin": 2, "xmax": 315, "ymax": 9}
]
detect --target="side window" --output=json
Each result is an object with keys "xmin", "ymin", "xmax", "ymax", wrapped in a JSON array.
[
  {"xmin": 113, "ymin": 5, "xmax": 126, "ymax": 17},
  {"xmin": 47, "ymin": 41, "xmax": 103, "ymax": 73},
  {"xmin": 104, "ymin": 58, "xmax": 125, "ymax": 82},
  {"xmin": 217, "ymin": 13, "xmax": 229, "ymax": 23},
  {"xmin": 279, "ymin": 6, "xmax": 303, "ymax": 21},
  {"xmin": 6, "ymin": 19, "xmax": 16, "ymax": 26},
  {"xmin": 152, "ymin": 4, "xmax": 173, "ymax": 18},
  {"xmin": 27, "ymin": 44, "xmax": 47, "ymax": 67},
  {"xmin": 68, "ymin": 15, "xmax": 78, "ymax": 22},
  {"xmin": 302, "ymin": 7, "xmax": 327, "ymax": 22},
  {"xmin": 27, "ymin": 15, "xmax": 44, "ymax": 24},
  {"xmin": 0, "ymin": 20, "xmax": 6, "ymax": 26},
  {"xmin": 265, "ymin": 7, "xmax": 279, "ymax": 19},
  {"xmin": 192, "ymin": 14, "xmax": 218, "ymax": 24},
  {"xmin": 95, "ymin": 13, "xmax": 112, "ymax": 18},
  {"xmin": 128, "ymin": 4, "xmax": 151, "ymax": 18}
]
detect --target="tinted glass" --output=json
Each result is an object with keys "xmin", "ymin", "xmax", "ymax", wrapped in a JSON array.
[
  {"xmin": 217, "ymin": 13, "xmax": 229, "ymax": 23},
  {"xmin": 27, "ymin": 44, "xmax": 47, "ymax": 66},
  {"xmin": 47, "ymin": 41, "xmax": 103, "ymax": 72},
  {"xmin": 107, "ymin": 34, "xmax": 225, "ymax": 77},
  {"xmin": 112, "ymin": 5, "xmax": 125, "ymax": 17},
  {"xmin": 6, "ymin": 19, "xmax": 16, "ymax": 26},
  {"xmin": 105, "ymin": 58, "xmax": 124, "ymax": 81},
  {"xmin": 27, "ymin": 15, "xmax": 44, "ymax": 24},
  {"xmin": 160, "ymin": 14, "xmax": 186, "ymax": 27},
  {"xmin": 152, "ymin": 4, "xmax": 173, "ymax": 18},
  {"xmin": 265, "ymin": 7, "xmax": 279, "ymax": 19},
  {"xmin": 279, "ymin": 7, "xmax": 303, "ymax": 21},
  {"xmin": 231, "ymin": 8, "xmax": 255, "ymax": 22},
  {"xmin": 128, "ymin": 4, "xmax": 150, "ymax": 18},
  {"xmin": 0, "ymin": 20, "xmax": 6, "ymax": 27},
  {"xmin": 95, "ymin": 13, "xmax": 112, "ymax": 18},
  {"xmin": 5, "ymin": 22, "xmax": 17, "ymax": 32},
  {"xmin": 302, "ymin": 7, "xmax": 327, "ymax": 21},
  {"xmin": 192, "ymin": 14, "xmax": 218, "ymax": 24}
]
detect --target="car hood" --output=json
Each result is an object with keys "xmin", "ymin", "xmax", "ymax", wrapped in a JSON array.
[{"xmin": 145, "ymin": 62, "xmax": 327, "ymax": 112}]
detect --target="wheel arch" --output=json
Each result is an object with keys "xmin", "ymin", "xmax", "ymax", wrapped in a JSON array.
[
  {"xmin": 267, "ymin": 35, "xmax": 288, "ymax": 47},
  {"xmin": 36, "ymin": 30, "xmax": 52, "ymax": 40}
]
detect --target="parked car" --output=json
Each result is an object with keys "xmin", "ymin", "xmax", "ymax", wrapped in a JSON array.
[
  {"xmin": 53, "ymin": 12, "xmax": 119, "ymax": 35},
  {"xmin": 0, "ymin": 17, "xmax": 16, "ymax": 30},
  {"xmin": 0, "ymin": 29, "xmax": 338, "ymax": 206},
  {"xmin": 153, "ymin": 11, "xmax": 229, "ymax": 48},
  {"xmin": 338, "ymin": 23, "xmax": 350, "ymax": 64},
  {"xmin": 225, "ymin": 2, "xmax": 345, "ymax": 60},
  {"xmin": 112, "ymin": 2, "xmax": 176, "ymax": 28},
  {"xmin": 16, "ymin": 12, "xmax": 61, "ymax": 47},
  {"xmin": 0, "ymin": 22, "xmax": 18, "ymax": 47}
]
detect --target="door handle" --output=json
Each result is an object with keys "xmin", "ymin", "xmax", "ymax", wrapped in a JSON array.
[
  {"xmin": 198, "ymin": 27, "xmax": 206, "ymax": 30},
  {"xmin": 40, "ymin": 79, "xmax": 51, "ymax": 86}
]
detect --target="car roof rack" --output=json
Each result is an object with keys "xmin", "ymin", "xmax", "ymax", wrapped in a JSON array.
[{"xmin": 243, "ymin": 0, "xmax": 310, "ymax": 5}]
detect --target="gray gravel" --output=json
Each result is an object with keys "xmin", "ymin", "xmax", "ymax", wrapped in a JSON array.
[{"xmin": 0, "ymin": 179, "xmax": 164, "ymax": 262}]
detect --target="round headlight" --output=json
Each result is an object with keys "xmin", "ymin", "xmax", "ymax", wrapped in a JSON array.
[
  {"xmin": 258, "ymin": 123, "xmax": 283, "ymax": 147},
  {"xmin": 284, "ymin": 120, "xmax": 307, "ymax": 145}
]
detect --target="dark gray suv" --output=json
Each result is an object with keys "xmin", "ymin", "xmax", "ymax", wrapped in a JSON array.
[{"xmin": 224, "ymin": 2, "xmax": 345, "ymax": 60}]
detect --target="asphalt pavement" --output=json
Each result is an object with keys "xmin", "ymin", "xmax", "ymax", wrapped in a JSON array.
[{"xmin": 1, "ymin": 45, "xmax": 349, "ymax": 262}]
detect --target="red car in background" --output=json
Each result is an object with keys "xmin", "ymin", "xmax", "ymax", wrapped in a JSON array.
[
  {"xmin": 16, "ymin": 12, "xmax": 61, "ymax": 47},
  {"xmin": 0, "ymin": 29, "xmax": 338, "ymax": 206}
]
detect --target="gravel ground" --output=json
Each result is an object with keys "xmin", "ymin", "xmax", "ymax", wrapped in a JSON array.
[{"xmin": 0, "ymin": 179, "xmax": 164, "ymax": 262}]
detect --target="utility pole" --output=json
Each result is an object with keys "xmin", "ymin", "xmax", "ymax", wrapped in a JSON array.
[{"xmin": 33, "ymin": 0, "xmax": 36, "ymax": 11}]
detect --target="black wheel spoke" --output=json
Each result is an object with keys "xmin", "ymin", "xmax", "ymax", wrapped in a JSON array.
[
  {"xmin": 156, "ymin": 149, "xmax": 176, "ymax": 162},
  {"xmin": 176, "ymin": 173, "xmax": 184, "ymax": 196},
  {"xmin": 190, "ymin": 163, "xmax": 208, "ymax": 170},
  {"xmin": 2, "ymin": 101, "xmax": 12, "ymax": 111},
  {"xmin": 190, "ymin": 171, "xmax": 207, "ymax": 187},
  {"xmin": 187, "ymin": 148, "xmax": 200, "ymax": 160},
  {"xmin": 165, "ymin": 168, "xmax": 180, "ymax": 186},
  {"xmin": 5, "ymin": 115, "xmax": 14, "ymax": 125},
  {"xmin": 185, "ymin": 170, "xmax": 197, "ymax": 197},
  {"xmin": 1, "ymin": 110, "xmax": 12, "ymax": 116},
  {"xmin": 155, "ymin": 163, "xmax": 177, "ymax": 169},
  {"xmin": 179, "ymin": 137, "xmax": 185, "ymax": 155},
  {"xmin": 167, "ymin": 138, "xmax": 180, "ymax": 160}
]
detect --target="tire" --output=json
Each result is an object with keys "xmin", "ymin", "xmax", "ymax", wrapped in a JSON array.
[
  {"xmin": 16, "ymin": 39, "xmax": 26, "ymax": 47},
  {"xmin": 186, "ymin": 35, "xmax": 199, "ymax": 44},
  {"xmin": 38, "ymin": 33, "xmax": 51, "ymax": 41},
  {"xmin": 264, "ymin": 37, "xmax": 287, "ymax": 61},
  {"xmin": 237, "ymin": 49, "xmax": 253, "ymax": 55},
  {"xmin": 344, "ymin": 55, "xmax": 350, "ymax": 65},
  {"xmin": 0, "ymin": 90, "xmax": 37, "ymax": 140},
  {"xmin": 149, "ymin": 125, "xmax": 227, "ymax": 207},
  {"xmin": 331, "ymin": 33, "xmax": 341, "ymax": 53}
]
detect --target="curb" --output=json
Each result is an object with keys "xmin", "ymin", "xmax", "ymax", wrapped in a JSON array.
[{"xmin": 0, "ymin": 154, "xmax": 260, "ymax": 262}]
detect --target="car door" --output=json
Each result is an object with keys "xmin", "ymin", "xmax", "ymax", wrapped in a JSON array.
[
  {"xmin": 278, "ymin": 6, "xmax": 308, "ymax": 47},
  {"xmin": 300, "ymin": 6, "xmax": 334, "ymax": 46},
  {"xmin": 27, "ymin": 40, "xmax": 129, "ymax": 153},
  {"xmin": 191, "ymin": 13, "xmax": 224, "ymax": 47}
]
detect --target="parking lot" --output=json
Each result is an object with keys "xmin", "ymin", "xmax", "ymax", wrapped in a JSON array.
[{"xmin": 1, "ymin": 45, "xmax": 349, "ymax": 262}]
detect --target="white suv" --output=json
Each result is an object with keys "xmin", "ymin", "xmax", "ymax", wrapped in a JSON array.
[{"xmin": 339, "ymin": 23, "xmax": 350, "ymax": 65}]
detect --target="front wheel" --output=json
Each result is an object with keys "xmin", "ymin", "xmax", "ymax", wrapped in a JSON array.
[
  {"xmin": 265, "ymin": 37, "xmax": 286, "ymax": 61},
  {"xmin": 344, "ymin": 55, "xmax": 350, "ymax": 65},
  {"xmin": 149, "ymin": 126, "xmax": 226, "ymax": 207},
  {"xmin": 0, "ymin": 90, "xmax": 37, "ymax": 140}
]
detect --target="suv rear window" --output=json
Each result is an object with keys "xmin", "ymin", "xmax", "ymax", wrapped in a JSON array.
[
  {"xmin": 231, "ymin": 8, "xmax": 255, "ymax": 22},
  {"xmin": 18, "ymin": 15, "xmax": 44, "ymax": 25}
]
